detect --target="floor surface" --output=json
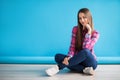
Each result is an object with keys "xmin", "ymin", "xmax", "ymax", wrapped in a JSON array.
[{"xmin": 0, "ymin": 64, "xmax": 120, "ymax": 80}]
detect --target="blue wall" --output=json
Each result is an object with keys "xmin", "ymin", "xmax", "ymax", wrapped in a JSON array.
[{"xmin": 0, "ymin": 0, "xmax": 120, "ymax": 64}]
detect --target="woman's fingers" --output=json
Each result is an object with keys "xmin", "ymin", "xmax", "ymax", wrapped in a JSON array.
[{"xmin": 62, "ymin": 57, "xmax": 69, "ymax": 65}]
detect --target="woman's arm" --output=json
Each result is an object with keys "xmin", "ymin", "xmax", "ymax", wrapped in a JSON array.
[
  {"xmin": 83, "ymin": 30, "xmax": 99, "ymax": 50},
  {"xmin": 67, "ymin": 26, "xmax": 78, "ymax": 58}
]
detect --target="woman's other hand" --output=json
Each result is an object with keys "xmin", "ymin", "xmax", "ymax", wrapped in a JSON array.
[{"xmin": 62, "ymin": 57, "xmax": 70, "ymax": 65}]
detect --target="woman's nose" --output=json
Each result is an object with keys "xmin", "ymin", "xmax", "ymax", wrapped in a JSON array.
[{"xmin": 81, "ymin": 18, "xmax": 84, "ymax": 22}]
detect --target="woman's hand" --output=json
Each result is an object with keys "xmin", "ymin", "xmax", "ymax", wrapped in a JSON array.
[
  {"xmin": 85, "ymin": 24, "xmax": 92, "ymax": 35},
  {"xmin": 62, "ymin": 57, "xmax": 70, "ymax": 65}
]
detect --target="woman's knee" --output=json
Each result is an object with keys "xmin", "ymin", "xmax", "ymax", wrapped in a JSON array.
[
  {"xmin": 54, "ymin": 53, "xmax": 66, "ymax": 62},
  {"xmin": 80, "ymin": 48, "xmax": 91, "ymax": 56},
  {"xmin": 55, "ymin": 53, "xmax": 61, "ymax": 62},
  {"xmin": 82, "ymin": 48, "xmax": 91, "ymax": 53}
]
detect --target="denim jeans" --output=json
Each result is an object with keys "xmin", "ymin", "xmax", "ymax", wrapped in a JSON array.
[{"xmin": 55, "ymin": 48, "xmax": 97, "ymax": 72}]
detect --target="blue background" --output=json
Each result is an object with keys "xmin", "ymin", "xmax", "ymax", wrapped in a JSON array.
[{"xmin": 0, "ymin": 0, "xmax": 120, "ymax": 64}]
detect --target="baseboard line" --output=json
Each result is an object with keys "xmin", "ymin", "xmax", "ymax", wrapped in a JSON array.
[{"xmin": 0, "ymin": 56, "xmax": 120, "ymax": 64}]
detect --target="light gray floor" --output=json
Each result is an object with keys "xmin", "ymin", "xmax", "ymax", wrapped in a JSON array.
[{"xmin": 0, "ymin": 64, "xmax": 120, "ymax": 80}]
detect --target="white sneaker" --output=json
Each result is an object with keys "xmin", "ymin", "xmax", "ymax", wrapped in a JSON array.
[
  {"xmin": 46, "ymin": 65, "xmax": 59, "ymax": 76},
  {"xmin": 83, "ymin": 67, "xmax": 94, "ymax": 75}
]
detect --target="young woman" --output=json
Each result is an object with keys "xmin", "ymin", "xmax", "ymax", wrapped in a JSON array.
[{"xmin": 46, "ymin": 8, "xmax": 99, "ymax": 76}]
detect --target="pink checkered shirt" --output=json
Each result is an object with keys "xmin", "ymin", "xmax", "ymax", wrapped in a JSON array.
[{"xmin": 68, "ymin": 26, "xmax": 99, "ymax": 59}]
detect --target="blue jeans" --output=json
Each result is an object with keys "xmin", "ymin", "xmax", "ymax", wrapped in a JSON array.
[{"xmin": 55, "ymin": 48, "xmax": 97, "ymax": 72}]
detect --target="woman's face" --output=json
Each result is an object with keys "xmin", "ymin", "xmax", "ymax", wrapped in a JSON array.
[{"xmin": 79, "ymin": 12, "xmax": 88, "ymax": 27}]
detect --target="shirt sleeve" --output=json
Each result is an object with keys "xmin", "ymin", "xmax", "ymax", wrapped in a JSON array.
[
  {"xmin": 82, "ymin": 30, "xmax": 100, "ymax": 50},
  {"xmin": 67, "ymin": 27, "xmax": 77, "ymax": 58}
]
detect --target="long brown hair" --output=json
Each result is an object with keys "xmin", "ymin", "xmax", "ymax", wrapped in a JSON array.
[{"xmin": 75, "ymin": 8, "xmax": 94, "ymax": 52}]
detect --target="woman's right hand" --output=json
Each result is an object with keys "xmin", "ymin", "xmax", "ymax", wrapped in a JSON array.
[
  {"xmin": 62, "ymin": 57, "xmax": 70, "ymax": 65},
  {"xmin": 85, "ymin": 24, "xmax": 92, "ymax": 34}
]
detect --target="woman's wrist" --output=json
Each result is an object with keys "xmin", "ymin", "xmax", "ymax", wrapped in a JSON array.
[
  {"xmin": 87, "ymin": 30, "xmax": 91, "ymax": 35},
  {"xmin": 66, "ymin": 56, "xmax": 71, "ymax": 60},
  {"xmin": 86, "ymin": 24, "xmax": 92, "ymax": 34}
]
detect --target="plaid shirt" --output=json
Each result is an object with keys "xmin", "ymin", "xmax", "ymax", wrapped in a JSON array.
[{"xmin": 68, "ymin": 26, "xmax": 99, "ymax": 59}]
